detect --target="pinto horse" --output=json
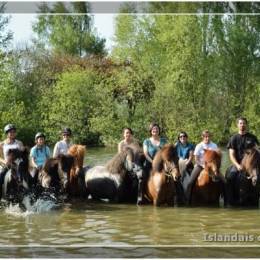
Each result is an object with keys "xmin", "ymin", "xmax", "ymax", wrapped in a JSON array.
[
  {"xmin": 38, "ymin": 154, "xmax": 74, "ymax": 196},
  {"xmin": 191, "ymin": 149, "xmax": 223, "ymax": 206},
  {"xmin": 0, "ymin": 148, "xmax": 30, "ymax": 204},
  {"xmin": 85, "ymin": 144, "xmax": 145, "ymax": 203},
  {"xmin": 146, "ymin": 144, "xmax": 180, "ymax": 206},
  {"xmin": 226, "ymin": 147, "xmax": 260, "ymax": 207}
]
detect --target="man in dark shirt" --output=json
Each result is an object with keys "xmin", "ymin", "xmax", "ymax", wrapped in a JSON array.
[{"xmin": 226, "ymin": 117, "xmax": 259, "ymax": 205}]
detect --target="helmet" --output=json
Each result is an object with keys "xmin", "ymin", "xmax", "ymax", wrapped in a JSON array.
[
  {"xmin": 35, "ymin": 132, "xmax": 45, "ymax": 141},
  {"xmin": 4, "ymin": 124, "xmax": 16, "ymax": 134},
  {"xmin": 62, "ymin": 127, "xmax": 72, "ymax": 136}
]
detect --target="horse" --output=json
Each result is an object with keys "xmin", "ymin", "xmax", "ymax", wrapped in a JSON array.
[
  {"xmin": 0, "ymin": 148, "xmax": 30, "ymax": 204},
  {"xmin": 66, "ymin": 145, "xmax": 88, "ymax": 198},
  {"xmin": 85, "ymin": 144, "xmax": 145, "ymax": 203},
  {"xmin": 145, "ymin": 144, "xmax": 180, "ymax": 206},
  {"xmin": 191, "ymin": 149, "xmax": 223, "ymax": 206},
  {"xmin": 38, "ymin": 154, "xmax": 75, "ymax": 198},
  {"xmin": 226, "ymin": 147, "xmax": 260, "ymax": 207}
]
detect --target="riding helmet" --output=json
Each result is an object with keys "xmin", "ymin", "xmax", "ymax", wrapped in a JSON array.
[
  {"xmin": 35, "ymin": 132, "xmax": 46, "ymax": 140},
  {"xmin": 4, "ymin": 124, "xmax": 16, "ymax": 134},
  {"xmin": 62, "ymin": 127, "xmax": 72, "ymax": 136}
]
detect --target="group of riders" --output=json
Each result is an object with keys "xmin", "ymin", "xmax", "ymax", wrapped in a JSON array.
[
  {"xmin": 0, "ymin": 116, "xmax": 259, "ymax": 206},
  {"xmin": 0, "ymin": 125, "xmax": 73, "ymax": 195},
  {"xmin": 118, "ymin": 117, "xmax": 259, "ymax": 206}
]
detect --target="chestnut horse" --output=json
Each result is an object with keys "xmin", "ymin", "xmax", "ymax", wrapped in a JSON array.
[
  {"xmin": 146, "ymin": 144, "xmax": 180, "ymax": 206},
  {"xmin": 191, "ymin": 149, "xmax": 223, "ymax": 206},
  {"xmin": 66, "ymin": 145, "xmax": 88, "ymax": 198}
]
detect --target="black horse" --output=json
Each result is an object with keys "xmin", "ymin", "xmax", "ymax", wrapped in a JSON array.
[
  {"xmin": 225, "ymin": 147, "xmax": 260, "ymax": 207},
  {"xmin": 85, "ymin": 144, "xmax": 145, "ymax": 203}
]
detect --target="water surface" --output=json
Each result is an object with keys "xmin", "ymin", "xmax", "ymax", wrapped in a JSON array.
[{"xmin": 0, "ymin": 147, "xmax": 260, "ymax": 258}]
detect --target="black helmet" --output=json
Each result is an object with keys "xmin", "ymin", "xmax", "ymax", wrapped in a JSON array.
[
  {"xmin": 35, "ymin": 132, "xmax": 45, "ymax": 141},
  {"xmin": 4, "ymin": 124, "xmax": 16, "ymax": 134},
  {"xmin": 62, "ymin": 127, "xmax": 72, "ymax": 136}
]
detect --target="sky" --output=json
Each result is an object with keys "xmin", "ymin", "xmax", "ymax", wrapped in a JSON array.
[{"xmin": 7, "ymin": 13, "xmax": 116, "ymax": 52}]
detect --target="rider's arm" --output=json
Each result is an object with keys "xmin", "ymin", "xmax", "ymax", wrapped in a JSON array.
[
  {"xmin": 229, "ymin": 148, "xmax": 242, "ymax": 171},
  {"xmin": 0, "ymin": 143, "xmax": 5, "ymax": 165},
  {"xmin": 53, "ymin": 142, "xmax": 59, "ymax": 158},
  {"xmin": 143, "ymin": 142, "xmax": 153, "ymax": 163},
  {"xmin": 186, "ymin": 149, "xmax": 194, "ymax": 165},
  {"xmin": 31, "ymin": 156, "xmax": 38, "ymax": 168}
]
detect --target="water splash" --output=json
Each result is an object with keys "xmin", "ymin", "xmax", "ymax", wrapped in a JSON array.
[
  {"xmin": 3, "ymin": 194, "xmax": 62, "ymax": 217},
  {"xmin": 22, "ymin": 195, "xmax": 62, "ymax": 213}
]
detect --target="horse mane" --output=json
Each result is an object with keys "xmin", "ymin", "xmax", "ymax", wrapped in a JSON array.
[
  {"xmin": 68, "ymin": 145, "xmax": 86, "ymax": 169},
  {"xmin": 242, "ymin": 148, "xmax": 260, "ymax": 172},
  {"xmin": 203, "ymin": 149, "xmax": 222, "ymax": 170},
  {"xmin": 42, "ymin": 158, "xmax": 59, "ymax": 175},
  {"xmin": 106, "ymin": 149, "xmax": 129, "ymax": 176},
  {"xmin": 152, "ymin": 144, "xmax": 178, "ymax": 173}
]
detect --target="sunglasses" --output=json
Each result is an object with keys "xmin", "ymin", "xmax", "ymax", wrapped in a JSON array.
[{"xmin": 63, "ymin": 134, "xmax": 70, "ymax": 137}]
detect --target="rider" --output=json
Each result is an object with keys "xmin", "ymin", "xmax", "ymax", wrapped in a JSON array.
[
  {"xmin": 140, "ymin": 123, "xmax": 167, "ymax": 205},
  {"xmin": 175, "ymin": 131, "xmax": 194, "ymax": 173},
  {"xmin": 226, "ymin": 117, "xmax": 259, "ymax": 205},
  {"xmin": 53, "ymin": 128, "xmax": 73, "ymax": 158},
  {"xmin": 175, "ymin": 131, "xmax": 194, "ymax": 205},
  {"xmin": 0, "ymin": 124, "xmax": 24, "ymax": 165},
  {"xmin": 0, "ymin": 124, "xmax": 24, "ymax": 187},
  {"xmin": 118, "ymin": 127, "xmax": 140, "ymax": 153},
  {"xmin": 185, "ymin": 130, "xmax": 220, "ymax": 204},
  {"xmin": 30, "ymin": 132, "xmax": 51, "ymax": 187}
]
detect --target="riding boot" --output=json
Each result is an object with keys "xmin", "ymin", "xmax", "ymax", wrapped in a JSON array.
[{"xmin": 185, "ymin": 165, "xmax": 203, "ymax": 205}]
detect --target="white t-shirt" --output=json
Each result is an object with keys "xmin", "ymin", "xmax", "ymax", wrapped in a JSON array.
[
  {"xmin": 194, "ymin": 141, "xmax": 218, "ymax": 167},
  {"xmin": 1, "ymin": 139, "xmax": 23, "ymax": 161},
  {"xmin": 53, "ymin": 140, "xmax": 73, "ymax": 157}
]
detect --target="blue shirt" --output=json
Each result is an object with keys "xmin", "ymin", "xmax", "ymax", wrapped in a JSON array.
[
  {"xmin": 143, "ymin": 137, "xmax": 167, "ymax": 160},
  {"xmin": 30, "ymin": 145, "xmax": 51, "ymax": 167},
  {"xmin": 176, "ymin": 141, "xmax": 194, "ymax": 160}
]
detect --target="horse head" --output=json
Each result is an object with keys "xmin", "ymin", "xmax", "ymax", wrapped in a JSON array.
[
  {"xmin": 39, "ymin": 158, "xmax": 64, "ymax": 194},
  {"xmin": 65, "ymin": 144, "xmax": 87, "ymax": 197},
  {"xmin": 1, "ymin": 148, "xmax": 30, "ymax": 202},
  {"xmin": 203, "ymin": 149, "xmax": 222, "ymax": 180},
  {"xmin": 241, "ymin": 147, "xmax": 260, "ymax": 186},
  {"xmin": 123, "ymin": 144, "xmax": 145, "ymax": 179},
  {"xmin": 152, "ymin": 144, "xmax": 180, "ymax": 181}
]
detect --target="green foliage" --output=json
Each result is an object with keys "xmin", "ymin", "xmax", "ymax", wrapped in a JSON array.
[
  {"xmin": 32, "ymin": 2, "xmax": 106, "ymax": 56},
  {"xmin": 40, "ymin": 69, "xmax": 101, "ymax": 144}
]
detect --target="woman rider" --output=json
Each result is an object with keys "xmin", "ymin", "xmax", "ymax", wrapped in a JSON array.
[
  {"xmin": 30, "ymin": 132, "xmax": 51, "ymax": 189},
  {"xmin": 138, "ymin": 123, "xmax": 167, "ymax": 205},
  {"xmin": 118, "ymin": 127, "xmax": 140, "ymax": 153},
  {"xmin": 0, "ymin": 124, "xmax": 24, "ymax": 187}
]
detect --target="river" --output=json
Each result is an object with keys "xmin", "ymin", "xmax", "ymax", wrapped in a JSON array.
[{"xmin": 0, "ymin": 147, "xmax": 260, "ymax": 258}]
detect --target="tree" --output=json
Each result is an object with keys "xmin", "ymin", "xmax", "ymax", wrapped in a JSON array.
[
  {"xmin": 32, "ymin": 2, "xmax": 106, "ymax": 56},
  {"xmin": 0, "ymin": 4, "xmax": 13, "ymax": 49}
]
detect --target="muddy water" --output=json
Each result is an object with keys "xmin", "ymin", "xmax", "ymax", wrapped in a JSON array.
[{"xmin": 0, "ymin": 147, "xmax": 260, "ymax": 258}]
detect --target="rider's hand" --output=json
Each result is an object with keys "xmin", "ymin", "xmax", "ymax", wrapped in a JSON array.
[{"xmin": 236, "ymin": 164, "xmax": 243, "ymax": 171}]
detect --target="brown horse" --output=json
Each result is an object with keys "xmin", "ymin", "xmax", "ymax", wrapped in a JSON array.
[
  {"xmin": 146, "ymin": 144, "xmax": 180, "ymax": 206},
  {"xmin": 67, "ymin": 144, "xmax": 87, "ymax": 197},
  {"xmin": 234, "ymin": 147, "xmax": 260, "ymax": 206},
  {"xmin": 241, "ymin": 147, "xmax": 260, "ymax": 186},
  {"xmin": 191, "ymin": 149, "xmax": 223, "ymax": 206}
]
